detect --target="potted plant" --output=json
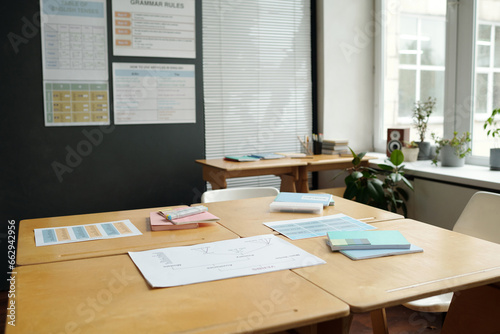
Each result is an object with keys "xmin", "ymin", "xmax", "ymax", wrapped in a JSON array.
[
  {"xmin": 412, "ymin": 97, "xmax": 436, "ymax": 160},
  {"xmin": 401, "ymin": 141, "xmax": 419, "ymax": 162},
  {"xmin": 340, "ymin": 148, "xmax": 413, "ymax": 216},
  {"xmin": 431, "ymin": 131, "xmax": 471, "ymax": 167},
  {"xmin": 483, "ymin": 108, "xmax": 500, "ymax": 171}
]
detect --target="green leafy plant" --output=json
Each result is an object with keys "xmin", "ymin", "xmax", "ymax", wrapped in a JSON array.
[
  {"xmin": 431, "ymin": 131, "xmax": 471, "ymax": 165},
  {"xmin": 341, "ymin": 148, "xmax": 414, "ymax": 216},
  {"xmin": 484, "ymin": 108, "xmax": 500, "ymax": 147},
  {"xmin": 412, "ymin": 97, "xmax": 436, "ymax": 142}
]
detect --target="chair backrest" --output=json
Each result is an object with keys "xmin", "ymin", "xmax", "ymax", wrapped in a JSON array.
[
  {"xmin": 453, "ymin": 191, "xmax": 500, "ymax": 244},
  {"xmin": 201, "ymin": 187, "xmax": 279, "ymax": 203}
]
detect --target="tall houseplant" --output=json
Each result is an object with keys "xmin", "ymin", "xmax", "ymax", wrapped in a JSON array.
[
  {"xmin": 432, "ymin": 131, "xmax": 471, "ymax": 167},
  {"xmin": 484, "ymin": 108, "xmax": 500, "ymax": 170},
  {"xmin": 412, "ymin": 97, "xmax": 436, "ymax": 160},
  {"xmin": 342, "ymin": 149, "xmax": 414, "ymax": 216}
]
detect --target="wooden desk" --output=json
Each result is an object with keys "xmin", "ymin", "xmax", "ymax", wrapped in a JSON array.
[
  {"xmin": 7, "ymin": 254, "xmax": 349, "ymax": 334},
  {"xmin": 16, "ymin": 206, "xmax": 238, "ymax": 266},
  {"xmin": 290, "ymin": 219, "xmax": 500, "ymax": 333},
  {"xmin": 203, "ymin": 196, "xmax": 403, "ymax": 238},
  {"xmin": 195, "ymin": 158, "xmax": 306, "ymax": 192},
  {"xmin": 196, "ymin": 155, "xmax": 373, "ymax": 193},
  {"xmin": 297, "ymin": 154, "xmax": 372, "ymax": 193}
]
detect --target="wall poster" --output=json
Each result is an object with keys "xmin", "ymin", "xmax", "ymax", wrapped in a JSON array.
[
  {"xmin": 112, "ymin": 0, "xmax": 196, "ymax": 58},
  {"xmin": 113, "ymin": 62, "xmax": 196, "ymax": 125},
  {"xmin": 40, "ymin": 0, "xmax": 110, "ymax": 126}
]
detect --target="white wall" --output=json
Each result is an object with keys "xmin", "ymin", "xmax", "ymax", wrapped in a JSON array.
[
  {"xmin": 316, "ymin": 0, "xmax": 374, "ymax": 153},
  {"xmin": 316, "ymin": 0, "xmax": 375, "ymax": 188}
]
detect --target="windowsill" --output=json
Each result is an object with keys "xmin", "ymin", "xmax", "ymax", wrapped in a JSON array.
[{"xmin": 368, "ymin": 152, "xmax": 500, "ymax": 191}]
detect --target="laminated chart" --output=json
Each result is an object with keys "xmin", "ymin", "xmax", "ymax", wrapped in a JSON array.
[
  {"xmin": 112, "ymin": 0, "xmax": 195, "ymax": 58},
  {"xmin": 128, "ymin": 234, "xmax": 326, "ymax": 288},
  {"xmin": 34, "ymin": 220, "xmax": 142, "ymax": 246},
  {"xmin": 41, "ymin": 0, "xmax": 110, "ymax": 126},
  {"xmin": 113, "ymin": 63, "xmax": 195, "ymax": 124},
  {"xmin": 264, "ymin": 214, "xmax": 376, "ymax": 240}
]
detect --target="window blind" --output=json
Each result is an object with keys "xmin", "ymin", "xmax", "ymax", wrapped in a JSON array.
[{"xmin": 202, "ymin": 0, "xmax": 312, "ymax": 188}]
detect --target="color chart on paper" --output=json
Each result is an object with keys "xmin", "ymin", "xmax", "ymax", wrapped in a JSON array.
[
  {"xmin": 34, "ymin": 220, "xmax": 142, "ymax": 246},
  {"xmin": 264, "ymin": 214, "xmax": 376, "ymax": 240}
]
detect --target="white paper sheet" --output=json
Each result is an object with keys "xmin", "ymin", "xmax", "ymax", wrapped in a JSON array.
[
  {"xmin": 128, "ymin": 234, "xmax": 325, "ymax": 288},
  {"xmin": 34, "ymin": 219, "xmax": 142, "ymax": 246}
]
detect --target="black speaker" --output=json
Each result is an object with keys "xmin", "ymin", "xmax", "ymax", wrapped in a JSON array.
[{"xmin": 387, "ymin": 128, "xmax": 410, "ymax": 156}]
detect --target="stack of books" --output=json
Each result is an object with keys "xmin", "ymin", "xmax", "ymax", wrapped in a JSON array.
[
  {"xmin": 150, "ymin": 206, "xmax": 220, "ymax": 231},
  {"xmin": 322, "ymin": 139, "xmax": 350, "ymax": 155},
  {"xmin": 326, "ymin": 230, "xmax": 423, "ymax": 260}
]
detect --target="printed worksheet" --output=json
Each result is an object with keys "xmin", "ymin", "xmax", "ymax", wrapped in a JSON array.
[
  {"xmin": 40, "ymin": 0, "xmax": 110, "ymax": 126},
  {"xmin": 34, "ymin": 220, "xmax": 142, "ymax": 246},
  {"xmin": 112, "ymin": 0, "xmax": 195, "ymax": 58},
  {"xmin": 128, "ymin": 234, "xmax": 325, "ymax": 288},
  {"xmin": 113, "ymin": 62, "xmax": 196, "ymax": 124},
  {"xmin": 264, "ymin": 214, "xmax": 376, "ymax": 240}
]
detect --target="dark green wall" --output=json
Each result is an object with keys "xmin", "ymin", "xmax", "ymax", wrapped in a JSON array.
[{"xmin": 0, "ymin": 1, "xmax": 205, "ymax": 290}]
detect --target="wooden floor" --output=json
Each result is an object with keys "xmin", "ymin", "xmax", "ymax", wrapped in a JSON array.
[{"xmin": 0, "ymin": 290, "xmax": 442, "ymax": 334}]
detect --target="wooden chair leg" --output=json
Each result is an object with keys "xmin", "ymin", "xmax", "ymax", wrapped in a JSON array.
[{"xmin": 370, "ymin": 308, "xmax": 389, "ymax": 334}]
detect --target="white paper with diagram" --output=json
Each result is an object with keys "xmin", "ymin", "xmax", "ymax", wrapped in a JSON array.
[{"xmin": 128, "ymin": 234, "xmax": 325, "ymax": 288}]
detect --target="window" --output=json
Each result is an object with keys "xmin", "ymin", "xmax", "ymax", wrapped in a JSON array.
[
  {"xmin": 202, "ymin": 0, "xmax": 312, "ymax": 188},
  {"xmin": 376, "ymin": 0, "xmax": 500, "ymax": 165},
  {"xmin": 472, "ymin": 6, "xmax": 500, "ymax": 157},
  {"xmin": 377, "ymin": 0, "xmax": 447, "ymax": 150}
]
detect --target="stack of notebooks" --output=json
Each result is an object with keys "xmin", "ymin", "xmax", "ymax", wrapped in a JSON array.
[
  {"xmin": 326, "ymin": 230, "xmax": 423, "ymax": 260},
  {"xmin": 150, "ymin": 206, "xmax": 220, "ymax": 231},
  {"xmin": 270, "ymin": 192, "xmax": 334, "ymax": 214},
  {"xmin": 224, "ymin": 153, "xmax": 286, "ymax": 162},
  {"xmin": 322, "ymin": 139, "xmax": 350, "ymax": 155}
]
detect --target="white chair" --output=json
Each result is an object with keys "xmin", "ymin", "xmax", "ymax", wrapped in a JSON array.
[
  {"xmin": 201, "ymin": 187, "xmax": 280, "ymax": 203},
  {"xmin": 403, "ymin": 191, "xmax": 500, "ymax": 313}
]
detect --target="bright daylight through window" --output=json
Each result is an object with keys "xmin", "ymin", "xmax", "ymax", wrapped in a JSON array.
[{"xmin": 379, "ymin": 0, "xmax": 500, "ymax": 163}]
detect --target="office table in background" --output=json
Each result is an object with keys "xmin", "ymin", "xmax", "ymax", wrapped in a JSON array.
[
  {"xmin": 196, "ymin": 154, "xmax": 373, "ymax": 193},
  {"xmin": 195, "ymin": 158, "xmax": 306, "ymax": 192}
]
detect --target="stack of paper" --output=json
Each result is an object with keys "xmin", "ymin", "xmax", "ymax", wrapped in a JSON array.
[
  {"xmin": 326, "ymin": 230, "xmax": 423, "ymax": 260},
  {"xmin": 150, "ymin": 207, "xmax": 220, "ymax": 231}
]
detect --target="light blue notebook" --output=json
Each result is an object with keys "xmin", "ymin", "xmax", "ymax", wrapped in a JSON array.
[
  {"xmin": 327, "ymin": 230, "xmax": 411, "ymax": 251},
  {"xmin": 340, "ymin": 244, "xmax": 423, "ymax": 260}
]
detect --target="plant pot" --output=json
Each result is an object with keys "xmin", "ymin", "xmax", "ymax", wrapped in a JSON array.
[
  {"xmin": 440, "ymin": 145, "xmax": 465, "ymax": 167},
  {"xmin": 416, "ymin": 141, "xmax": 431, "ymax": 160},
  {"xmin": 490, "ymin": 148, "xmax": 500, "ymax": 171},
  {"xmin": 401, "ymin": 147, "xmax": 419, "ymax": 162}
]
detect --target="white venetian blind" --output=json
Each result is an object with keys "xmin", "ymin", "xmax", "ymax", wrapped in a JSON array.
[{"xmin": 202, "ymin": 0, "xmax": 312, "ymax": 188}]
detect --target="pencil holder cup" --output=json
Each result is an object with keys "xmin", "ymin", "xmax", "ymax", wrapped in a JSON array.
[{"xmin": 313, "ymin": 141, "xmax": 322, "ymax": 155}]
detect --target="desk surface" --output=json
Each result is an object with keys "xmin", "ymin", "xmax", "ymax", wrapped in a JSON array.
[
  {"xmin": 291, "ymin": 219, "xmax": 500, "ymax": 313},
  {"xmin": 6, "ymin": 254, "xmax": 349, "ymax": 334},
  {"xmin": 202, "ymin": 196, "xmax": 403, "ymax": 238},
  {"xmin": 17, "ymin": 206, "xmax": 238, "ymax": 266},
  {"xmin": 196, "ymin": 157, "xmax": 308, "ymax": 171}
]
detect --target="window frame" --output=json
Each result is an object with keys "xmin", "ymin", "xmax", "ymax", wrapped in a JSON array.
[{"xmin": 375, "ymin": 0, "xmax": 492, "ymax": 166}]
